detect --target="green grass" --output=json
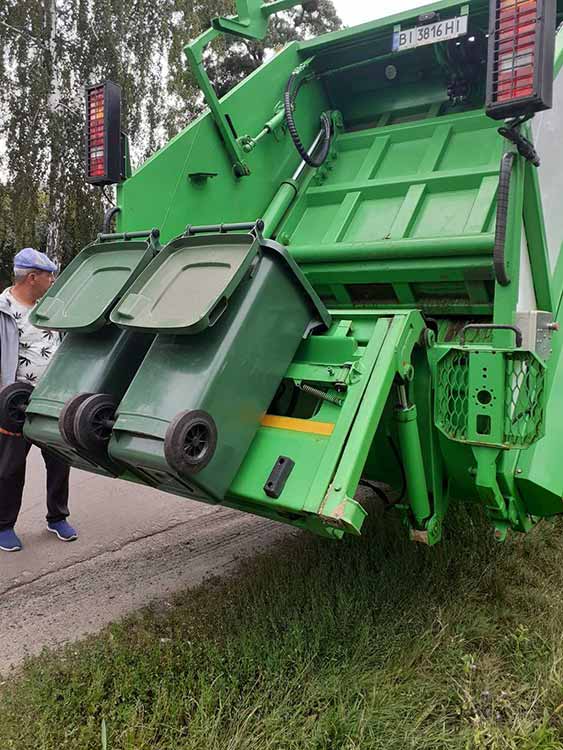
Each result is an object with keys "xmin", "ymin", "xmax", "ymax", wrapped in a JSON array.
[{"xmin": 3, "ymin": 499, "xmax": 563, "ymax": 749}]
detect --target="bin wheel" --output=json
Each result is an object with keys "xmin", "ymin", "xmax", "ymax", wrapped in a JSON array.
[
  {"xmin": 73, "ymin": 393, "xmax": 117, "ymax": 455},
  {"xmin": 59, "ymin": 392, "xmax": 94, "ymax": 448},
  {"xmin": 0, "ymin": 382, "xmax": 33, "ymax": 433},
  {"xmin": 164, "ymin": 410, "xmax": 217, "ymax": 476}
]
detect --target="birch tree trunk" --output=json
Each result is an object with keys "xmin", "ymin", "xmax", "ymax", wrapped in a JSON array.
[{"xmin": 45, "ymin": 0, "xmax": 63, "ymax": 258}]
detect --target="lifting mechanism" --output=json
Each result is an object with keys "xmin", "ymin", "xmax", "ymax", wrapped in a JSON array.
[{"xmin": 3, "ymin": 0, "xmax": 563, "ymax": 545}]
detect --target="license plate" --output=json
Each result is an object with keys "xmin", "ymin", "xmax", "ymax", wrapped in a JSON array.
[{"xmin": 392, "ymin": 16, "xmax": 469, "ymax": 52}]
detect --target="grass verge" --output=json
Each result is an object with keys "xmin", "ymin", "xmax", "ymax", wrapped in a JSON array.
[{"xmin": 2, "ymin": 500, "xmax": 563, "ymax": 749}]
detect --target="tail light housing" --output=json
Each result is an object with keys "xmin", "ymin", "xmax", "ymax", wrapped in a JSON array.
[
  {"xmin": 486, "ymin": 0, "xmax": 556, "ymax": 120},
  {"xmin": 85, "ymin": 81, "xmax": 122, "ymax": 185}
]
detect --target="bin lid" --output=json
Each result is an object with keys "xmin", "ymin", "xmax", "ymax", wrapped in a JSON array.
[
  {"xmin": 30, "ymin": 239, "xmax": 155, "ymax": 332},
  {"xmin": 110, "ymin": 233, "xmax": 261, "ymax": 334}
]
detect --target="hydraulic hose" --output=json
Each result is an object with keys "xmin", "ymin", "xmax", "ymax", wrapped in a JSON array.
[
  {"xmin": 283, "ymin": 73, "xmax": 332, "ymax": 168},
  {"xmin": 102, "ymin": 205, "xmax": 121, "ymax": 234},
  {"xmin": 493, "ymin": 152, "xmax": 514, "ymax": 287}
]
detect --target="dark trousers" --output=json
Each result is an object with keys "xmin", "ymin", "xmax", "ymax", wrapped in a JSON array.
[{"xmin": 0, "ymin": 432, "xmax": 70, "ymax": 531}]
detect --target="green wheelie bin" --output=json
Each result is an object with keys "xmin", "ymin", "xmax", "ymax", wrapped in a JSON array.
[
  {"xmin": 21, "ymin": 231, "xmax": 159, "ymax": 476},
  {"xmin": 107, "ymin": 224, "xmax": 331, "ymax": 501}
]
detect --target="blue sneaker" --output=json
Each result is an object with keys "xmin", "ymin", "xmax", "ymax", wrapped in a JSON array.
[
  {"xmin": 47, "ymin": 520, "xmax": 78, "ymax": 542},
  {"xmin": 0, "ymin": 528, "xmax": 22, "ymax": 552}
]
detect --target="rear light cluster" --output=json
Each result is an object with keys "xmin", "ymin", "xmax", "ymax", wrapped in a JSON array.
[
  {"xmin": 486, "ymin": 0, "xmax": 556, "ymax": 120},
  {"xmin": 87, "ymin": 86, "xmax": 105, "ymax": 178},
  {"xmin": 85, "ymin": 81, "xmax": 122, "ymax": 185},
  {"xmin": 497, "ymin": 0, "xmax": 536, "ymax": 103}
]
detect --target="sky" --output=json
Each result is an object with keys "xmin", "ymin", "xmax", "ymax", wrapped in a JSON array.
[{"xmin": 332, "ymin": 0, "xmax": 431, "ymax": 27}]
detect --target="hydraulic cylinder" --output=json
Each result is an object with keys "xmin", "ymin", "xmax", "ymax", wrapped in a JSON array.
[{"xmin": 395, "ymin": 386, "xmax": 431, "ymax": 526}]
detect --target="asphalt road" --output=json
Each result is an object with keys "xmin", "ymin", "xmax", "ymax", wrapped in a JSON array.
[{"xmin": 0, "ymin": 448, "xmax": 294, "ymax": 674}]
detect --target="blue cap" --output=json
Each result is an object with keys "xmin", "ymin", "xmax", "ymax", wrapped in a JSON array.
[{"xmin": 14, "ymin": 248, "xmax": 58, "ymax": 274}]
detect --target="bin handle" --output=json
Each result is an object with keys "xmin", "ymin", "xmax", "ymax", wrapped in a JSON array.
[
  {"xmin": 207, "ymin": 296, "xmax": 228, "ymax": 327},
  {"xmin": 184, "ymin": 219, "xmax": 264, "ymax": 237},
  {"xmin": 459, "ymin": 324, "xmax": 523, "ymax": 348},
  {"xmin": 97, "ymin": 228, "xmax": 160, "ymax": 243}
]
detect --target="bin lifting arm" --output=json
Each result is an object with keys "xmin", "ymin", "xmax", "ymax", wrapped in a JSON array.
[
  {"xmin": 212, "ymin": 0, "xmax": 315, "ymax": 40},
  {"xmin": 183, "ymin": 0, "xmax": 314, "ymax": 178}
]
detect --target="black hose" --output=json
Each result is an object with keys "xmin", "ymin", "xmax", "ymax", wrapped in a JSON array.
[
  {"xmin": 493, "ymin": 152, "xmax": 514, "ymax": 287},
  {"xmin": 102, "ymin": 205, "xmax": 121, "ymax": 234},
  {"xmin": 283, "ymin": 73, "xmax": 332, "ymax": 168}
]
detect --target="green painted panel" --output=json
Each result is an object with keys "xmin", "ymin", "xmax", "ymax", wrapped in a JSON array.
[
  {"xmin": 410, "ymin": 187, "xmax": 482, "ymax": 239},
  {"xmin": 517, "ymin": 276, "xmax": 563, "ymax": 515},
  {"xmin": 437, "ymin": 128, "xmax": 501, "ymax": 171},
  {"xmin": 118, "ymin": 44, "xmax": 329, "ymax": 244},
  {"xmin": 291, "ymin": 204, "xmax": 340, "ymax": 244},
  {"xmin": 341, "ymin": 196, "xmax": 403, "ymax": 242},
  {"xmin": 374, "ymin": 138, "xmax": 430, "ymax": 179},
  {"xmin": 330, "ymin": 145, "xmax": 370, "ymax": 183},
  {"xmin": 279, "ymin": 110, "xmax": 501, "ymax": 285},
  {"xmin": 229, "ymin": 428, "xmax": 332, "ymax": 509}
]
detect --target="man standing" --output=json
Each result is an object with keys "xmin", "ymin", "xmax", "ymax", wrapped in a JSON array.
[{"xmin": 0, "ymin": 248, "xmax": 77, "ymax": 552}]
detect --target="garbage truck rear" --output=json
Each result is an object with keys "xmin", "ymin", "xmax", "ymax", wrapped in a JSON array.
[{"xmin": 3, "ymin": 0, "xmax": 563, "ymax": 545}]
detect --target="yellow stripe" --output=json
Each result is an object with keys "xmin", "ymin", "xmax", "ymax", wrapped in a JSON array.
[{"xmin": 261, "ymin": 414, "xmax": 335, "ymax": 436}]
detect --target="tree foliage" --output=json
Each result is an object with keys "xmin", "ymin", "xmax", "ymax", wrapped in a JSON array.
[{"xmin": 0, "ymin": 0, "xmax": 341, "ymax": 288}]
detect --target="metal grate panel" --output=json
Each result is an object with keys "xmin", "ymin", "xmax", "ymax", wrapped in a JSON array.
[
  {"xmin": 504, "ymin": 352, "xmax": 545, "ymax": 445},
  {"xmin": 435, "ymin": 347, "xmax": 545, "ymax": 448},
  {"xmin": 436, "ymin": 350, "xmax": 470, "ymax": 442}
]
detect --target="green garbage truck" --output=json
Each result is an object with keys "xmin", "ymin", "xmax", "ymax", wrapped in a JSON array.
[{"xmin": 3, "ymin": 0, "xmax": 563, "ymax": 546}]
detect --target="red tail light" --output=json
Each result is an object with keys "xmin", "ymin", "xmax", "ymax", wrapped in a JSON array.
[
  {"xmin": 486, "ymin": 0, "xmax": 556, "ymax": 120},
  {"xmin": 85, "ymin": 81, "xmax": 122, "ymax": 185},
  {"xmin": 497, "ymin": 1, "xmax": 536, "ymax": 102}
]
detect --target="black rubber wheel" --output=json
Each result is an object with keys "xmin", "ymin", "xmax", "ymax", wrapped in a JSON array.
[
  {"xmin": 59, "ymin": 392, "xmax": 94, "ymax": 447},
  {"xmin": 0, "ymin": 382, "xmax": 33, "ymax": 433},
  {"xmin": 73, "ymin": 393, "xmax": 117, "ymax": 455},
  {"xmin": 164, "ymin": 410, "xmax": 217, "ymax": 477}
]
